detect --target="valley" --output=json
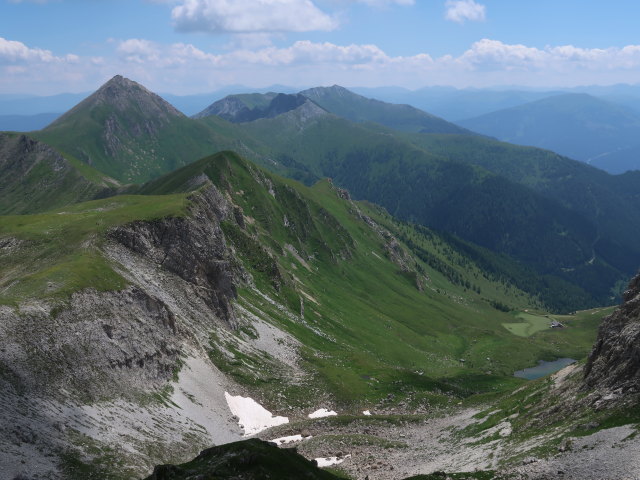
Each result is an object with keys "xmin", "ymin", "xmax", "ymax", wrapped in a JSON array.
[{"xmin": 0, "ymin": 76, "xmax": 639, "ymax": 480}]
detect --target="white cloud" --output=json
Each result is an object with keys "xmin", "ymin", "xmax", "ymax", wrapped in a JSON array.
[
  {"xmin": 171, "ymin": 0, "xmax": 337, "ymax": 33},
  {"xmin": 230, "ymin": 40, "xmax": 389, "ymax": 65},
  {"xmin": 5, "ymin": 36, "xmax": 640, "ymax": 95},
  {"xmin": 445, "ymin": 0, "xmax": 485, "ymax": 23},
  {"xmin": 0, "ymin": 37, "xmax": 76, "ymax": 64}
]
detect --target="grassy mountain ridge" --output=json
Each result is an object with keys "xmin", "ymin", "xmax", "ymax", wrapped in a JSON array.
[
  {"xmin": 0, "ymin": 149, "xmax": 601, "ymax": 403},
  {"xmin": 299, "ymin": 85, "xmax": 472, "ymax": 134},
  {"xmin": 205, "ymin": 113, "xmax": 624, "ymax": 310}
]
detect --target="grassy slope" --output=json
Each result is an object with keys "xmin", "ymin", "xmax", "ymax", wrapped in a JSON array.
[
  {"xmin": 137, "ymin": 152, "xmax": 605, "ymax": 406},
  {"xmin": 34, "ymin": 109, "xmax": 233, "ymax": 183},
  {"xmin": 202, "ymin": 115, "xmax": 619, "ymax": 312},
  {"xmin": 0, "ymin": 194, "xmax": 188, "ymax": 304}
]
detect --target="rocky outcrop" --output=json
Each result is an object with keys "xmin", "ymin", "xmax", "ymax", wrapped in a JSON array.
[
  {"xmin": 110, "ymin": 184, "xmax": 241, "ymax": 327},
  {"xmin": 144, "ymin": 439, "xmax": 340, "ymax": 480},
  {"xmin": 0, "ymin": 287, "xmax": 181, "ymax": 400},
  {"xmin": 583, "ymin": 274, "xmax": 640, "ymax": 394}
]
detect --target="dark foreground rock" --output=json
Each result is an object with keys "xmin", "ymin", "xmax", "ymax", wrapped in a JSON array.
[{"xmin": 144, "ymin": 439, "xmax": 341, "ymax": 480}]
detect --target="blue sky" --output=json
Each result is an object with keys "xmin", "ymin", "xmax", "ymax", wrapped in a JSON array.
[{"xmin": 2, "ymin": 0, "xmax": 640, "ymax": 94}]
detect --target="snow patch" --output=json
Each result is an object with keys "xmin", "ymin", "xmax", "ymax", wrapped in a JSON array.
[
  {"xmin": 308, "ymin": 408, "xmax": 337, "ymax": 419},
  {"xmin": 363, "ymin": 410, "xmax": 372, "ymax": 416},
  {"xmin": 315, "ymin": 454, "xmax": 351, "ymax": 468},
  {"xmin": 224, "ymin": 392, "xmax": 289, "ymax": 436},
  {"xmin": 270, "ymin": 434, "xmax": 306, "ymax": 446}
]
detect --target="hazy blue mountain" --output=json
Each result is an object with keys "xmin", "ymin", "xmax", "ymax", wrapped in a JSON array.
[
  {"xmin": 589, "ymin": 144, "xmax": 640, "ymax": 174},
  {"xmin": 0, "ymin": 113, "xmax": 60, "ymax": 132},
  {"xmin": 0, "ymin": 92, "xmax": 87, "ymax": 116},
  {"xmin": 457, "ymin": 93, "xmax": 640, "ymax": 172},
  {"xmin": 350, "ymin": 86, "xmax": 560, "ymax": 121}
]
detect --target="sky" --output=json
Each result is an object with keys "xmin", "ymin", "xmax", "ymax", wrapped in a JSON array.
[{"xmin": 2, "ymin": 0, "xmax": 640, "ymax": 95}]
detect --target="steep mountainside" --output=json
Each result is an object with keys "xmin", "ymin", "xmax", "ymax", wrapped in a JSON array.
[
  {"xmin": 0, "ymin": 132, "xmax": 120, "ymax": 214},
  {"xmin": 458, "ymin": 93, "xmax": 640, "ymax": 173},
  {"xmin": 33, "ymin": 75, "xmax": 233, "ymax": 183},
  {"xmin": 208, "ymin": 113, "xmax": 627, "ymax": 311},
  {"xmin": 408, "ymin": 134, "xmax": 640, "ymax": 282},
  {"xmin": 1, "ymin": 150, "xmax": 606, "ymax": 478},
  {"xmin": 300, "ymin": 85, "xmax": 471, "ymax": 134}
]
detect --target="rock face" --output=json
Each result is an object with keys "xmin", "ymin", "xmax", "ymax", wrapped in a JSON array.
[
  {"xmin": 583, "ymin": 273, "xmax": 640, "ymax": 393},
  {"xmin": 110, "ymin": 184, "xmax": 240, "ymax": 327},
  {"xmin": 0, "ymin": 184, "xmax": 243, "ymax": 402}
]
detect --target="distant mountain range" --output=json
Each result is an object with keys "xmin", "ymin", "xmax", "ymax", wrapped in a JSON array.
[{"xmin": 458, "ymin": 93, "xmax": 640, "ymax": 174}]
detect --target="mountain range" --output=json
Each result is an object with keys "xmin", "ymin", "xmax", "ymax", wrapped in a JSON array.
[
  {"xmin": 1, "ymin": 75, "xmax": 639, "ymax": 479},
  {"xmin": 3, "ymin": 76, "xmax": 638, "ymax": 312},
  {"xmin": 458, "ymin": 93, "xmax": 640, "ymax": 174}
]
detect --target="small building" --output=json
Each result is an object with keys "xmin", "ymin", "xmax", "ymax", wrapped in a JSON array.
[{"xmin": 550, "ymin": 320, "xmax": 565, "ymax": 328}]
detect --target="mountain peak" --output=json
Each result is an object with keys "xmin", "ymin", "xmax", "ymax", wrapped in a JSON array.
[
  {"xmin": 46, "ymin": 75, "xmax": 183, "ymax": 130},
  {"xmin": 36, "ymin": 76, "xmax": 205, "ymax": 183}
]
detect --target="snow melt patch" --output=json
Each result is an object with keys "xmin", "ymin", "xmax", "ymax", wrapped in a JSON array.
[
  {"xmin": 363, "ymin": 410, "xmax": 372, "ymax": 416},
  {"xmin": 316, "ymin": 454, "xmax": 351, "ymax": 468},
  {"xmin": 308, "ymin": 408, "xmax": 337, "ymax": 419},
  {"xmin": 270, "ymin": 434, "xmax": 305, "ymax": 446},
  {"xmin": 224, "ymin": 392, "xmax": 288, "ymax": 436}
]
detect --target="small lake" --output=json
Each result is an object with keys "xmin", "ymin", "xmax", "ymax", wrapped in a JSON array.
[{"xmin": 514, "ymin": 358, "xmax": 576, "ymax": 380}]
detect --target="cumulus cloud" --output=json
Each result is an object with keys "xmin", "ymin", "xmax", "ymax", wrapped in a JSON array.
[
  {"xmin": 171, "ymin": 0, "xmax": 337, "ymax": 34},
  {"xmin": 109, "ymin": 38, "xmax": 640, "ymax": 88},
  {"xmin": 445, "ymin": 0, "xmax": 485, "ymax": 23},
  {"xmin": 0, "ymin": 37, "xmax": 77, "ymax": 64},
  {"xmin": 6, "ymin": 36, "xmax": 640, "ymax": 95},
  {"xmin": 458, "ymin": 39, "xmax": 640, "ymax": 72}
]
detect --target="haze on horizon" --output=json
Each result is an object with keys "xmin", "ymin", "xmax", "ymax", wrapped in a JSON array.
[{"xmin": 2, "ymin": 0, "xmax": 640, "ymax": 95}]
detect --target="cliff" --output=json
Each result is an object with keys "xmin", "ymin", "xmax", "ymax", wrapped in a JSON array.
[{"xmin": 583, "ymin": 273, "xmax": 640, "ymax": 394}]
